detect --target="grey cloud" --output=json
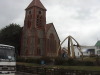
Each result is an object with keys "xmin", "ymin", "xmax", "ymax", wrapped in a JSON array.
[
  {"xmin": 0, "ymin": 0, "xmax": 32, "ymax": 28},
  {"xmin": 74, "ymin": 8, "xmax": 91, "ymax": 20},
  {"xmin": 0, "ymin": 0, "xmax": 100, "ymax": 46}
]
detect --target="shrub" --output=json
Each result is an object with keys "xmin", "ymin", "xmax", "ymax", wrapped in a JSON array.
[
  {"xmin": 40, "ymin": 56, "xmax": 52, "ymax": 64},
  {"xmin": 16, "ymin": 57, "xmax": 26, "ymax": 62},
  {"xmin": 17, "ymin": 57, "xmax": 95, "ymax": 66},
  {"xmin": 54, "ymin": 57, "xmax": 67, "ymax": 65},
  {"xmin": 66, "ymin": 58, "xmax": 75, "ymax": 66},
  {"xmin": 84, "ymin": 61, "xmax": 94, "ymax": 66},
  {"xmin": 17, "ymin": 56, "xmax": 52, "ymax": 64}
]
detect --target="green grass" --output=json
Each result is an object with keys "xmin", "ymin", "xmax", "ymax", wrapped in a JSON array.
[
  {"xmin": 82, "ymin": 57, "xmax": 98, "ymax": 62},
  {"xmin": 56, "ymin": 66, "xmax": 100, "ymax": 71}
]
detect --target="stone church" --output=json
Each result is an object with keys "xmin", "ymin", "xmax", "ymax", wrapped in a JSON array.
[{"xmin": 20, "ymin": 0, "xmax": 60, "ymax": 57}]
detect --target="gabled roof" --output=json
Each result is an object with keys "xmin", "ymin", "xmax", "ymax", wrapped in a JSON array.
[
  {"xmin": 95, "ymin": 40, "xmax": 100, "ymax": 47},
  {"xmin": 26, "ymin": 0, "xmax": 46, "ymax": 10},
  {"xmin": 45, "ymin": 23, "xmax": 60, "ymax": 41},
  {"xmin": 45, "ymin": 23, "xmax": 52, "ymax": 32}
]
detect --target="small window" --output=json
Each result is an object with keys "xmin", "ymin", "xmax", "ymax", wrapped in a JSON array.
[
  {"xmin": 29, "ymin": 10, "xmax": 31, "ymax": 14},
  {"xmin": 38, "ymin": 11, "xmax": 41, "ymax": 14},
  {"xmin": 37, "ymin": 15, "xmax": 39, "ymax": 18},
  {"xmin": 40, "ymin": 16, "xmax": 42, "ymax": 19}
]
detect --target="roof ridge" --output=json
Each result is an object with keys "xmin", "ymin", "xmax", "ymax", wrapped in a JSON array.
[{"xmin": 47, "ymin": 23, "xmax": 53, "ymax": 24}]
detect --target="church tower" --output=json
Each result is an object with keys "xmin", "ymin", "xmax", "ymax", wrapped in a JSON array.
[{"xmin": 21, "ymin": 0, "xmax": 47, "ymax": 56}]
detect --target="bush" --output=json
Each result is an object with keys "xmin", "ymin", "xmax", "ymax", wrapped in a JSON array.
[
  {"xmin": 17, "ymin": 57, "xmax": 95, "ymax": 66},
  {"xmin": 40, "ymin": 57, "xmax": 52, "ymax": 64},
  {"xmin": 54, "ymin": 57, "xmax": 66, "ymax": 65},
  {"xmin": 16, "ymin": 57, "xmax": 40, "ymax": 64},
  {"xmin": 84, "ymin": 61, "xmax": 94, "ymax": 66},
  {"xmin": 25, "ymin": 58, "xmax": 40, "ymax": 64},
  {"xmin": 66, "ymin": 58, "xmax": 75, "ymax": 66},
  {"xmin": 54, "ymin": 57, "xmax": 80, "ymax": 66},
  {"xmin": 16, "ymin": 56, "xmax": 52, "ymax": 64},
  {"xmin": 16, "ymin": 57, "xmax": 26, "ymax": 62}
]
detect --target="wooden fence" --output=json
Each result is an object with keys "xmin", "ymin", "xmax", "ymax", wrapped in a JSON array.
[{"xmin": 16, "ymin": 65, "xmax": 100, "ymax": 75}]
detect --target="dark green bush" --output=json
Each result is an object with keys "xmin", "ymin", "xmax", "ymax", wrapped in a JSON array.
[
  {"xmin": 40, "ymin": 57, "xmax": 51, "ymax": 64},
  {"xmin": 17, "ymin": 57, "xmax": 52, "ymax": 64},
  {"xmin": 84, "ymin": 61, "xmax": 94, "ymax": 66},
  {"xmin": 16, "ymin": 57, "xmax": 40, "ymax": 64},
  {"xmin": 54, "ymin": 57, "xmax": 67, "ymax": 65},
  {"xmin": 16, "ymin": 57, "xmax": 26, "ymax": 62},
  {"xmin": 17, "ymin": 57, "xmax": 95, "ymax": 66},
  {"xmin": 66, "ymin": 58, "xmax": 75, "ymax": 66}
]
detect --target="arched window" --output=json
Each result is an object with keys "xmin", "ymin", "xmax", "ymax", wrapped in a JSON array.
[
  {"xmin": 27, "ymin": 20, "xmax": 31, "ymax": 28},
  {"xmin": 37, "ymin": 47, "xmax": 41, "ymax": 56}
]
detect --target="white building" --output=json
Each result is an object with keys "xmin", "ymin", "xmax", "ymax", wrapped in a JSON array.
[
  {"xmin": 74, "ymin": 46, "xmax": 95, "ymax": 57},
  {"xmin": 75, "ymin": 41, "xmax": 100, "ymax": 57}
]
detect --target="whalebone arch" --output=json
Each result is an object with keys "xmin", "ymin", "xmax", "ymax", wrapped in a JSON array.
[{"xmin": 57, "ymin": 35, "xmax": 83, "ymax": 59}]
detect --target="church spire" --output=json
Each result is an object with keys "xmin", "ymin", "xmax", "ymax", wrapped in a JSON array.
[{"xmin": 26, "ymin": 0, "xmax": 46, "ymax": 10}]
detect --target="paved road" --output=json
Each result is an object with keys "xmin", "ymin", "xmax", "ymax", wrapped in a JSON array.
[{"xmin": 16, "ymin": 72, "xmax": 38, "ymax": 75}]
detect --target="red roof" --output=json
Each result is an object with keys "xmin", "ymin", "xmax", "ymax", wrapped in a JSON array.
[{"xmin": 26, "ymin": 0, "xmax": 46, "ymax": 10}]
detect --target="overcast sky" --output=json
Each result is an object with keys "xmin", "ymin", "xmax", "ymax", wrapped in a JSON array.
[{"xmin": 0, "ymin": 0, "xmax": 100, "ymax": 46}]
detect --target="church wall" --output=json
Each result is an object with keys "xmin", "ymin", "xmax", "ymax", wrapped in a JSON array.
[
  {"xmin": 46, "ymin": 25, "xmax": 60, "ymax": 56},
  {"xmin": 47, "ymin": 25, "xmax": 60, "ymax": 45},
  {"xmin": 37, "ymin": 29, "xmax": 45, "ymax": 56}
]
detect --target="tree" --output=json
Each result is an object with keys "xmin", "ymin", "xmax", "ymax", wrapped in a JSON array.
[{"xmin": 0, "ymin": 23, "xmax": 22, "ymax": 55}]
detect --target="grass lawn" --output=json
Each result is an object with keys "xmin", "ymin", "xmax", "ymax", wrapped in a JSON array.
[
  {"xmin": 17, "ymin": 62, "xmax": 100, "ymax": 71},
  {"xmin": 56, "ymin": 66, "xmax": 100, "ymax": 71},
  {"xmin": 82, "ymin": 57, "xmax": 98, "ymax": 62}
]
